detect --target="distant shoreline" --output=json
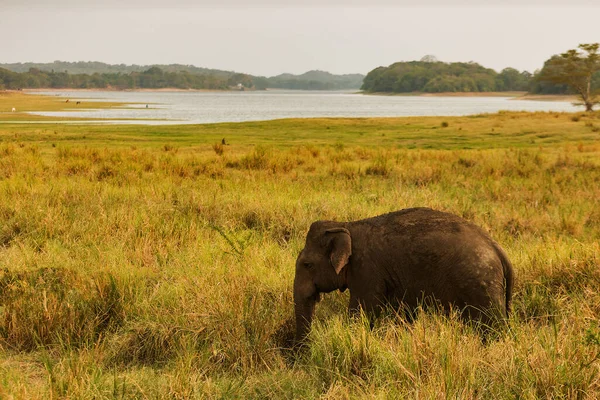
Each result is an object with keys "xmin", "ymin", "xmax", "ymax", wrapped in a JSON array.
[{"xmin": 17, "ymin": 88, "xmax": 579, "ymax": 102}]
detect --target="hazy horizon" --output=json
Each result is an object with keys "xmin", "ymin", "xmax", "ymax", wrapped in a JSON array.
[{"xmin": 2, "ymin": 1, "xmax": 599, "ymax": 77}]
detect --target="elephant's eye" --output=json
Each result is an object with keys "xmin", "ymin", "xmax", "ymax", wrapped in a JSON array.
[{"xmin": 303, "ymin": 262, "xmax": 313, "ymax": 269}]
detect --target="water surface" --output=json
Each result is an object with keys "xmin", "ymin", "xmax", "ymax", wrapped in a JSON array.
[{"xmin": 31, "ymin": 90, "xmax": 580, "ymax": 125}]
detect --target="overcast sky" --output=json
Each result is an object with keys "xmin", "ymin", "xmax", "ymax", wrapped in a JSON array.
[{"xmin": 1, "ymin": 1, "xmax": 598, "ymax": 76}]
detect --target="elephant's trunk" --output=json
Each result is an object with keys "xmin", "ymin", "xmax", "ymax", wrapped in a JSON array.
[{"xmin": 293, "ymin": 279, "xmax": 318, "ymax": 344}]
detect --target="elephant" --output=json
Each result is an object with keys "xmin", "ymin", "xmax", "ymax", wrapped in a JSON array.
[{"xmin": 293, "ymin": 207, "xmax": 514, "ymax": 343}]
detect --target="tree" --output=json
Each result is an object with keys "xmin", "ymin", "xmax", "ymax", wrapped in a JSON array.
[
  {"xmin": 420, "ymin": 55, "xmax": 438, "ymax": 63},
  {"xmin": 537, "ymin": 43, "xmax": 600, "ymax": 111},
  {"xmin": 496, "ymin": 68, "xmax": 531, "ymax": 91}
]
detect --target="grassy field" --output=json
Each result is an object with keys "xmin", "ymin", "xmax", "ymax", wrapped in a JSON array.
[{"xmin": 0, "ymin": 92, "xmax": 600, "ymax": 398}]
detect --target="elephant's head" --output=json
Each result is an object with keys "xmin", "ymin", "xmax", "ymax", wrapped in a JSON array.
[{"xmin": 293, "ymin": 222, "xmax": 352, "ymax": 343}]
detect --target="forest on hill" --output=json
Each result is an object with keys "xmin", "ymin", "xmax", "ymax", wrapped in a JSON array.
[
  {"xmin": 0, "ymin": 66, "xmax": 242, "ymax": 91},
  {"xmin": 266, "ymin": 70, "xmax": 364, "ymax": 90},
  {"xmin": 361, "ymin": 58, "xmax": 600, "ymax": 95},
  {"xmin": 0, "ymin": 61, "xmax": 232, "ymax": 77},
  {"xmin": 0, "ymin": 61, "xmax": 364, "ymax": 91},
  {"xmin": 361, "ymin": 61, "xmax": 532, "ymax": 93}
]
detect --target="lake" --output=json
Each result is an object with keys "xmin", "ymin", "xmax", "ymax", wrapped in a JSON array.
[{"xmin": 32, "ymin": 90, "xmax": 580, "ymax": 125}]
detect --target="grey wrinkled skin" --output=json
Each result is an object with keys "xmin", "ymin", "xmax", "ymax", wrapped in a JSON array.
[{"xmin": 293, "ymin": 207, "xmax": 514, "ymax": 344}]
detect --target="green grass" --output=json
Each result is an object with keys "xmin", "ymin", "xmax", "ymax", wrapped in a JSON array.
[
  {"xmin": 0, "ymin": 102, "xmax": 600, "ymax": 397},
  {"xmin": 0, "ymin": 91, "xmax": 130, "ymax": 122}
]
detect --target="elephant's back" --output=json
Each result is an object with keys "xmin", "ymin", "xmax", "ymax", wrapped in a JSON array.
[{"xmin": 363, "ymin": 207, "xmax": 486, "ymax": 238}]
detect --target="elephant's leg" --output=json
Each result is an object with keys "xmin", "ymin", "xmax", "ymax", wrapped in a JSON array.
[
  {"xmin": 348, "ymin": 294, "xmax": 382, "ymax": 330},
  {"xmin": 348, "ymin": 294, "xmax": 361, "ymax": 317},
  {"xmin": 465, "ymin": 303, "xmax": 507, "ymax": 331}
]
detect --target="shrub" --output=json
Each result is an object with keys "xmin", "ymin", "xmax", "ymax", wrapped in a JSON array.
[
  {"xmin": 240, "ymin": 146, "xmax": 270, "ymax": 170},
  {"xmin": 212, "ymin": 142, "xmax": 224, "ymax": 156},
  {"xmin": 365, "ymin": 153, "xmax": 391, "ymax": 177}
]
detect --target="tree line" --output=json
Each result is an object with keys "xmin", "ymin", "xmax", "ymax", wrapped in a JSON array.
[
  {"xmin": 0, "ymin": 66, "xmax": 258, "ymax": 91},
  {"xmin": 0, "ymin": 64, "xmax": 364, "ymax": 91}
]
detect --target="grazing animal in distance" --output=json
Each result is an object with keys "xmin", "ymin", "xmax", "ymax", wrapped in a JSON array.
[
  {"xmin": 76, "ymin": 101, "xmax": 81, "ymax": 105},
  {"xmin": 11, "ymin": 107, "xmax": 16, "ymax": 112},
  {"xmin": 293, "ymin": 208, "xmax": 514, "ymax": 344}
]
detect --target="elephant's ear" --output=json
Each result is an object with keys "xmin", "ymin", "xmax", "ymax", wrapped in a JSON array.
[{"xmin": 325, "ymin": 228, "xmax": 352, "ymax": 275}]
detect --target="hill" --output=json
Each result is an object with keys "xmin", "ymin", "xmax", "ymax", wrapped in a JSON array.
[
  {"xmin": 361, "ymin": 61, "xmax": 532, "ymax": 93},
  {"xmin": 266, "ymin": 70, "xmax": 364, "ymax": 90},
  {"xmin": 0, "ymin": 61, "xmax": 234, "ymax": 77},
  {"xmin": 0, "ymin": 61, "xmax": 364, "ymax": 91}
]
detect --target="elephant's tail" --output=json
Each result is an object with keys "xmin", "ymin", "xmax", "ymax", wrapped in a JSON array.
[{"xmin": 495, "ymin": 243, "xmax": 514, "ymax": 316}]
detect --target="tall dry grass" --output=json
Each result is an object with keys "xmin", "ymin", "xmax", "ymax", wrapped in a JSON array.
[{"xmin": 0, "ymin": 114, "xmax": 599, "ymax": 397}]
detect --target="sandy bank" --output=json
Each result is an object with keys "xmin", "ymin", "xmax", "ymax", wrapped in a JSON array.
[
  {"xmin": 513, "ymin": 94, "xmax": 578, "ymax": 102},
  {"xmin": 23, "ymin": 87, "xmax": 236, "ymax": 93},
  {"xmin": 361, "ymin": 91, "xmax": 579, "ymax": 102}
]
